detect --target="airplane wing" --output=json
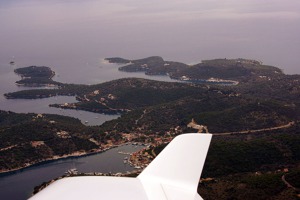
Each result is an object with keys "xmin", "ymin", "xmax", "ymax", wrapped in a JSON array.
[{"xmin": 29, "ymin": 133, "xmax": 212, "ymax": 200}]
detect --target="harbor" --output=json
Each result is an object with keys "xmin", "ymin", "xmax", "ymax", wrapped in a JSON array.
[{"xmin": 0, "ymin": 144, "xmax": 144, "ymax": 200}]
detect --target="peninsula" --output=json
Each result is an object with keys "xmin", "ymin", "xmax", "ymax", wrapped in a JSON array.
[
  {"xmin": 106, "ymin": 56, "xmax": 283, "ymax": 84},
  {"xmin": 2, "ymin": 57, "xmax": 300, "ymax": 199}
]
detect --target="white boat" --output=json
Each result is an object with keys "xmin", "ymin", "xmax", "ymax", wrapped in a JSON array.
[{"xmin": 65, "ymin": 168, "xmax": 78, "ymax": 175}]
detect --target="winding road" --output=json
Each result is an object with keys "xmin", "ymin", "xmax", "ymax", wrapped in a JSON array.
[{"xmin": 213, "ymin": 121, "xmax": 295, "ymax": 136}]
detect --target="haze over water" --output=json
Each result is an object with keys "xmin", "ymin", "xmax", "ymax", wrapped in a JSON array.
[
  {"xmin": 0, "ymin": 1, "xmax": 300, "ymax": 199},
  {"xmin": 0, "ymin": 0, "xmax": 300, "ymax": 75}
]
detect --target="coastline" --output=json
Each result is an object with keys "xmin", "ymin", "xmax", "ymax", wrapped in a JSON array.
[{"xmin": 0, "ymin": 145, "xmax": 119, "ymax": 176}]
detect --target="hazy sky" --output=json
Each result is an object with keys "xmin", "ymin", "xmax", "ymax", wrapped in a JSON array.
[{"xmin": 1, "ymin": 0, "xmax": 299, "ymax": 74}]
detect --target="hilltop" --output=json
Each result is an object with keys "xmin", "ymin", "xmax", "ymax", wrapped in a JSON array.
[
  {"xmin": 4, "ymin": 57, "xmax": 300, "ymax": 134},
  {"xmin": 0, "ymin": 111, "xmax": 106, "ymax": 173},
  {"xmin": 14, "ymin": 66, "xmax": 62, "ymax": 87},
  {"xmin": 106, "ymin": 56, "xmax": 283, "ymax": 83},
  {"xmin": 2, "ymin": 57, "xmax": 300, "ymax": 198}
]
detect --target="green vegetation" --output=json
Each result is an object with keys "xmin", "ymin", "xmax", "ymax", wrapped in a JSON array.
[
  {"xmin": 16, "ymin": 77, "xmax": 62, "ymax": 87},
  {"xmin": 116, "ymin": 56, "xmax": 188, "ymax": 76},
  {"xmin": 151, "ymin": 128, "xmax": 300, "ymax": 178},
  {"xmin": 204, "ymin": 137, "xmax": 284, "ymax": 177},
  {"xmin": 243, "ymin": 173, "xmax": 286, "ymax": 196},
  {"xmin": 154, "ymin": 129, "xmax": 300, "ymax": 199},
  {"xmin": 105, "ymin": 57, "xmax": 130, "ymax": 64},
  {"xmin": 3, "ymin": 57, "xmax": 300, "ymax": 199},
  {"xmin": 14, "ymin": 66, "xmax": 62, "ymax": 86},
  {"xmin": 6, "ymin": 58, "xmax": 295, "ymax": 135},
  {"xmin": 153, "ymin": 129, "xmax": 300, "ymax": 199},
  {"xmin": 107, "ymin": 56, "xmax": 283, "ymax": 81},
  {"xmin": 198, "ymin": 171, "xmax": 298, "ymax": 200},
  {"xmin": 14, "ymin": 66, "xmax": 54, "ymax": 78},
  {"xmin": 0, "ymin": 111, "xmax": 102, "ymax": 172},
  {"xmin": 285, "ymin": 169, "xmax": 300, "ymax": 188}
]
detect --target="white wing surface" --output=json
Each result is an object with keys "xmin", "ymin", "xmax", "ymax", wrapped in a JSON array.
[{"xmin": 30, "ymin": 133, "xmax": 212, "ymax": 200}]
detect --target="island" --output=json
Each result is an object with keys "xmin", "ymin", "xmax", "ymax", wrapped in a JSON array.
[
  {"xmin": 2, "ymin": 57, "xmax": 300, "ymax": 199},
  {"xmin": 106, "ymin": 56, "xmax": 283, "ymax": 85},
  {"xmin": 14, "ymin": 66, "xmax": 62, "ymax": 87}
]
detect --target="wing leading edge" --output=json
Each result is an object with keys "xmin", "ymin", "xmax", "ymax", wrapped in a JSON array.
[{"xmin": 30, "ymin": 133, "xmax": 212, "ymax": 200}]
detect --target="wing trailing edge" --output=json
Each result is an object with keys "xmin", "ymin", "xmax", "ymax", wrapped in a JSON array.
[
  {"xmin": 30, "ymin": 133, "xmax": 212, "ymax": 200},
  {"xmin": 138, "ymin": 133, "xmax": 212, "ymax": 200}
]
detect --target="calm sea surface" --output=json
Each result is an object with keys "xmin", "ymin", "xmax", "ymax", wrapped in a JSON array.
[
  {"xmin": 0, "ymin": 0, "xmax": 299, "ymax": 74},
  {"xmin": 0, "ymin": 59, "xmax": 176, "ymax": 125},
  {"xmin": 0, "ymin": 144, "xmax": 144, "ymax": 200},
  {"xmin": 0, "ymin": 39, "xmax": 175, "ymax": 200},
  {"xmin": 0, "ymin": 0, "xmax": 299, "ymax": 199},
  {"xmin": 0, "ymin": 16, "xmax": 176, "ymax": 200}
]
